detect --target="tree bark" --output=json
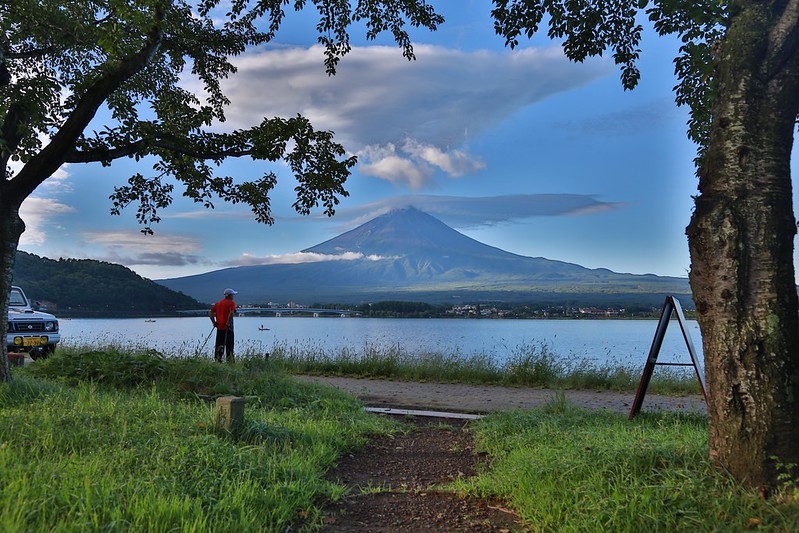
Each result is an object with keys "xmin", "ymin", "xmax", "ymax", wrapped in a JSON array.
[
  {"xmin": 0, "ymin": 200, "xmax": 25, "ymax": 383},
  {"xmin": 687, "ymin": 2, "xmax": 799, "ymax": 488}
]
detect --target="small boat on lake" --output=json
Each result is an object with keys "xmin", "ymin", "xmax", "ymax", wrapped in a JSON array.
[
  {"xmin": 145, "ymin": 319, "xmax": 156, "ymax": 323},
  {"xmin": 258, "ymin": 325, "xmax": 270, "ymax": 331}
]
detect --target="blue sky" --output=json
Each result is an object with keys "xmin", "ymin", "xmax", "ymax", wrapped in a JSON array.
[{"xmin": 18, "ymin": 1, "xmax": 775, "ymax": 282}]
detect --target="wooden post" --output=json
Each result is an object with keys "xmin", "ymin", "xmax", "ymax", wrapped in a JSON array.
[{"xmin": 215, "ymin": 396, "xmax": 245, "ymax": 434}]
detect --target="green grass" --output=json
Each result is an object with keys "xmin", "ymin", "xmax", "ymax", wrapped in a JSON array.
[
  {"xmin": 461, "ymin": 405, "xmax": 799, "ymax": 532},
  {"xmin": 1, "ymin": 348, "xmax": 394, "ymax": 532},
  {"xmin": 269, "ymin": 340, "xmax": 703, "ymax": 395},
  {"xmin": 3, "ymin": 345, "xmax": 797, "ymax": 531}
]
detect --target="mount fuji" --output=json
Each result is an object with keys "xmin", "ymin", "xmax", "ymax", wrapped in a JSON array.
[{"xmin": 157, "ymin": 207, "xmax": 691, "ymax": 305}]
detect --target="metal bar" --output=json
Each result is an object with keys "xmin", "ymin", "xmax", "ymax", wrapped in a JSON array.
[
  {"xmin": 672, "ymin": 297, "xmax": 709, "ymax": 403},
  {"xmin": 629, "ymin": 296, "xmax": 675, "ymax": 419},
  {"xmin": 365, "ymin": 407, "xmax": 483, "ymax": 420},
  {"xmin": 629, "ymin": 296, "xmax": 709, "ymax": 419}
]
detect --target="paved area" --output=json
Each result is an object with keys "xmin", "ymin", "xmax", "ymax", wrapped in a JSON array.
[{"xmin": 294, "ymin": 375, "xmax": 707, "ymax": 416}]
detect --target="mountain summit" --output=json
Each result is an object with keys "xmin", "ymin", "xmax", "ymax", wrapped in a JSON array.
[
  {"xmin": 303, "ymin": 206, "xmax": 627, "ymax": 284},
  {"xmin": 158, "ymin": 207, "xmax": 690, "ymax": 304},
  {"xmin": 305, "ymin": 207, "xmax": 504, "ymax": 258}
]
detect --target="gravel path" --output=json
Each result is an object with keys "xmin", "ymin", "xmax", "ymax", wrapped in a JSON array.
[{"xmin": 294, "ymin": 375, "xmax": 707, "ymax": 416}]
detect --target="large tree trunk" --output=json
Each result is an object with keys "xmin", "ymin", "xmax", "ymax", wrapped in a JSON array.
[
  {"xmin": 0, "ymin": 200, "xmax": 25, "ymax": 383},
  {"xmin": 687, "ymin": 3, "xmax": 799, "ymax": 489}
]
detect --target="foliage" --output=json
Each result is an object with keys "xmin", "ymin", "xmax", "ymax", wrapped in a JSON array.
[
  {"xmin": 12, "ymin": 250, "xmax": 203, "ymax": 313},
  {"xmin": 1, "ymin": 0, "xmax": 442, "ymax": 229},
  {"xmin": 5, "ymin": 348, "xmax": 793, "ymax": 531},
  {"xmin": 465, "ymin": 409, "xmax": 799, "ymax": 531},
  {"xmin": 490, "ymin": 0, "xmax": 799, "ymax": 489},
  {"xmin": 1, "ymin": 357, "xmax": 391, "ymax": 531},
  {"xmin": 492, "ymin": 0, "xmax": 726, "ymax": 161},
  {"xmin": 25, "ymin": 346, "xmax": 331, "ymax": 409},
  {"xmin": 356, "ymin": 300, "xmax": 444, "ymax": 317},
  {"xmin": 0, "ymin": 0, "xmax": 444, "ymax": 382},
  {"xmin": 269, "ymin": 340, "xmax": 702, "ymax": 394}
]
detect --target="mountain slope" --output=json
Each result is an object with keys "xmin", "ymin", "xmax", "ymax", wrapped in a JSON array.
[
  {"xmin": 158, "ymin": 207, "xmax": 691, "ymax": 304},
  {"xmin": 307, "ymin": 206, "xmax": 511, "ymax": 259},
  {"xmin": 306, "ymin": 207, "xmax": 608, "ymax": 281}
]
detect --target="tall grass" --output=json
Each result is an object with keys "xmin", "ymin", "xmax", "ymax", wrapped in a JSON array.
[
  {"xmin": 1, "ymin": 348, "xmax": 393, "ymax": 532},
  {"xmin": 3, "ymin": 346, "xmax": 791, "ymax": 531},
  {"xmin": 270, "ymin": 340, "xmax": 702, "ymax": 395},
  {"xmin": 462, "ymin": 407, "xmax": 799, "ymax": 531}
]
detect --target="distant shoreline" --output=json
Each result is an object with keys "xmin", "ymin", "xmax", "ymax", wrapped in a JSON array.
[{"xmin": 55, "ymin": 312, "xmax": 691, "ymax": 320}]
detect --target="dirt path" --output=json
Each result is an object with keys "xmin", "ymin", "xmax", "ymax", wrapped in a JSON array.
[
  {"xmin": 319, "ymin": 416, "xmax": 522, "ymax": 532},
  {"xmin": 294, "ymin": 375, "xmax": 707, "ymax": 416},
  {"xmin": 298, "ymin": 376, "xmax": 705, "ymax": 532}
]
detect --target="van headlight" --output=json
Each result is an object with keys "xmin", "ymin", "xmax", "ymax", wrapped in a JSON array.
[{"xmin": 44, "ymin": 321, "xmax": 56, "ymax": 332}]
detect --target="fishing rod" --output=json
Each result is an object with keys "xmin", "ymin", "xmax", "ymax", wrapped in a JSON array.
[{"xmin": 198, "ymin": 325, "xmax": 215, "ymax": 354}]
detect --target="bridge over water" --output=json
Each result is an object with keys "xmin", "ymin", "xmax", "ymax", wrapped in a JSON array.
[{"xmin": 177, "ymin": 307, "xmax": 359, "ymax": 318}]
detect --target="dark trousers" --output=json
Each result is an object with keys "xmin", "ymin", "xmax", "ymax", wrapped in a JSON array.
[{"xmin": 214, "ymin": 328, "xmax": 234, "ymax": 363}]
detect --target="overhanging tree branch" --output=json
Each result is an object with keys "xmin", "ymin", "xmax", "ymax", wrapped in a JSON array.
[
  {"xmin": 1, "ymin": 0, "xmax": 445, "ymax": 389},
  {"xmin": 7, "ymin": 2, "xmax": 168, "ymax": 205},
  {"xmin": 64, "ymin": 138, "xmax": 259, "ymax": 163},
  {"xmin": 5, "ymin": 47, "xmax": 58, "ymax": 60},
  {"xmin": 765, "ymin": 0, "xmax": 799, "ymax": 80}
]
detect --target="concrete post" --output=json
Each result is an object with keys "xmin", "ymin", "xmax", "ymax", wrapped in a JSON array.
[{"xmin": 215, "ymin": 396, "xmax": 245, "ymax": 435}]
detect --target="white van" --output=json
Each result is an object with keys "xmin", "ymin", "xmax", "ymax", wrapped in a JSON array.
[{"xmin": 7, "ymin": 285, "xmax": 60, "ymax": 359}]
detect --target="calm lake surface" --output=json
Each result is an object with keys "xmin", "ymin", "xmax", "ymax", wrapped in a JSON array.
[{"xmin": 59, "ymin": 316, "xmax": 703, "ymax": 370}]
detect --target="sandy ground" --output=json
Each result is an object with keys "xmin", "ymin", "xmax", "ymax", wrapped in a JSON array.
[{"xmin": 293, "ymin": 375, "xmax": 707, "ymax": 416}]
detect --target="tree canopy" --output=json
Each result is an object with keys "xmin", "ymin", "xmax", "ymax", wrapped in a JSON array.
[
  {"xmin": 494, "ymin": 0, "xmax": 799, "ymax": 490},
  {"xmin": 493, "ymin": 0, "xmax": 725, "ymax": 157},
  {"xmin": 0, "ymin": 0, "xmax": 443, "ymax": 382},
  {"xmin": 1, "ymin": 0, "xmax": 443, "ymax": 229},
  {"xmin": 5, "ymin": 0, "xmax": 799, "ymax": 491},
  {"xmin": 12, "ymin": 251, "xmax": 204, "ymax": 314}
]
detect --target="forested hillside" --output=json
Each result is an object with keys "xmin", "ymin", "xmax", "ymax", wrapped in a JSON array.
[{"xmin": 12, "ymin": 251, "xmax": 204, "ymax": 315}]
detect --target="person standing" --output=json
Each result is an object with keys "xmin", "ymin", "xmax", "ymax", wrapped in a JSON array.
[{"xmin": 209, "ymin": 288, "xmax": 237, "ymax": 363}]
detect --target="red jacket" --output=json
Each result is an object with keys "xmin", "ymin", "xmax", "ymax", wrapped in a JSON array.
[{"xmin": 210, "ymin": 298, "xmax": 237, "ymax": 330}]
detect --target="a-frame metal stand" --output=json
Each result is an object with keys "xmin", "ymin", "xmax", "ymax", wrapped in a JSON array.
[{"xmin": 629, "ymin": 296, "xmax": 708, "ymax": 419}]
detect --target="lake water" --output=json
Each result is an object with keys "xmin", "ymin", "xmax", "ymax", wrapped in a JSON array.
[{"xmin": 59, "ymin": 316, "xmax": 703, "ymax": 370}]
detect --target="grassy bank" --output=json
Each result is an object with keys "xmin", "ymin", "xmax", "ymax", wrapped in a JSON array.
[
  {"xmin": 2, "ymin": 347, "xmax": 797, "ymax": 531},
  {"xmin": 463, "ymin": 401, "xmax": 799, "ymax": 531},
  {"xmin": 266, "ymin": 340, "xmax": 702, "ymax": 395},
  {"xmin": 1, "ymin": 349, "xmax": 392, "ymax": 531}
]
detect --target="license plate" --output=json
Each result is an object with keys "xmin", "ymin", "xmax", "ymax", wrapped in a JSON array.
[{"xmin": 23, "ymin": 337, "xmax": 43, "ymax": 347}]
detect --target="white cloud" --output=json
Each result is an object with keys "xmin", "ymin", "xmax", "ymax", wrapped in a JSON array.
[
  {"xmin": 83, "ymin": 231, "xmax": 205, "ymax": 266},
  {"xmin": 356, "ymin": 139, "xmax": 485, "ymax": 188},
  {"xmin": 18, "ymin": 197, "xmax": 76, "ymax": 245},
  {"xmin": 164, "ymin": 208, "xmax": 252, "ymax": 220},
  {"xmin": 8, "ymin": 130, "xmax": 73, "ymax": 190},
  {"xmin": 38, "ymin": 166, "xmax": 73, "ymax": 193},
  {"xmin": 218, "ymin": 45, "xmax": 608, "ymax": 144},
  {"xmin": 331, "ymin": 194, "xmax": 628, "ymax": 230},
  {"xmin": 186, "ymin": 44, "xmax": 609, "ymax": 188},
  {"xmin": 357, "ymin": 143, "xmax": 435, "ymax": 189},
  {"xmin": 401, "ymin": 139, "xmax": 485, "ymax": 177},
  {"xmin": 10, "ymin": 136, "xmax": 74, "ymax": 247},
  {"xmin": 225, "ymin": 251, "xmax": 391, "ymax": 267}
]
